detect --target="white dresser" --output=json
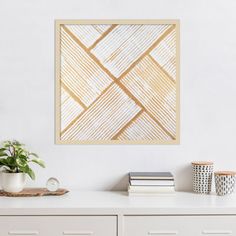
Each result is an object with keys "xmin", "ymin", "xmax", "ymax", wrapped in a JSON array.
[{"xmin": 0, "ymin": 191, "xmax": 236, "ymax": 236}]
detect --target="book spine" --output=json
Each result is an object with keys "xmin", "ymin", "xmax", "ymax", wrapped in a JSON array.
[
  {"xmin": 130, "ymin": 177, "xmax": 174, "ymax": 180},
  {"xmin": 128, "ymin": 186, "xmax": 175, "ymax": 193},
  {"xmin": 128, "ymin": 192, "xmax": 175, "ymax": 196},
  {"xmin": 130, "ymin": 180, "xmax": 174, "ymax": 186}
]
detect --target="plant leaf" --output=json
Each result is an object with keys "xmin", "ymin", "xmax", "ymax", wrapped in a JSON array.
[
  {"xmin": 0, "ymin": 158, "xmax": 8, "ymax": 166},
  {"xmin": 27, "ymin": 167, "xmax": 35, "ymax": 180},
  {"xmin": 31, "ymin": 158, "xmax": 45, "ymax": 168},
  {"xmin": 2, "ymin": 141, "xmax": 11, "ymax": 148},
  {"xmin": 16, "ymin": 157, "xmax": 27, "ymax": 167},
  {"xmin": 12, "ymin": 140, "xmax": 24, "ymax": 146},
  {"xmin": 19, "ymin": 165, "xmax": 35, "ymax": 180},
  {"xmin": 0, "ymin": 152, "xmax": 7, "ymax": 157},
  {"xmin": 19, "ymin": 155, "xmax": 28, "ymax": 161},
  {"xmin": 30, "ymin": 152, "xmax": 39, "ymax": 158},
  {"xmin": 3, "ymin": 166, "xmax": 11, "ymax": 172},
  {"xmin": 6, "ymin": 156, "xmax": 16, "ymax": 167}
]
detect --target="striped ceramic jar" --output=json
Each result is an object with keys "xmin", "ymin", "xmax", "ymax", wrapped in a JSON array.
[
  {"xmin": 192, "ymin": 161, "xmax": 214, "ymax": 194},
  {"xmin": 215, "ymin": 171, "xmax": 236, "ymax": 196}
]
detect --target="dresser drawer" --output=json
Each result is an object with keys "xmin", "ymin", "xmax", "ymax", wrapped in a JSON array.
[
  {"xmin": 124, "ymin": 215, "xmax": 236, "ymax": 236},
  {"xmin": 0, "ymin": 216, "xmax": 117, "ymax": 236}
]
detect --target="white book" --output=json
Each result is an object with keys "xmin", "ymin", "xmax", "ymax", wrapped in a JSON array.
[
  {"xmin": 129, "ymin": 172, "xmax": 174, "ymax": 180},
  {"xmin": 130, "ymin": 179, "xmax": 174, "ymax": 186},
  {"xmin": 128, "ymin": 185, "xmax": 175, "ymax": 193}
]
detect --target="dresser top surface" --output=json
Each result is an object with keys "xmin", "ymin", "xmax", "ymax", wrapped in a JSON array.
[{"xmin": 0, "ymin": 191, "xmax": 236, "ymax": 215}]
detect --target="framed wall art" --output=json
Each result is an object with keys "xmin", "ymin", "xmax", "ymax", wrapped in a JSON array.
[{"xmin": 55, "ymin": 20, "xmax": 180, "ymax": 144}]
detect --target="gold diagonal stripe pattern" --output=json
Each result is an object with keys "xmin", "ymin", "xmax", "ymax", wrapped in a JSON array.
[
  {"xmin": 59, "ymin": 22, "xmax": 178, "ymax": 142},
  {"xmin": 61, "ymin": 81, "xmax": 116, "ymax": 136},
  {"xmin": 60, "ymin": 87, "xmax": 84, "ymax": 131},
  {"xmin": 116, "ymin": 79, "xmax": 175, "ymax": 140},
  {"xmin": 62, "ymin": 25, "xmax": 175, "ymax": 129},
  {"xmin": 61, "ymin": 81, "xmax": 87, "ymax": 110},
  {"xmin": 61, "ymin": 26, "xmax": 113, "ymax": 107},
  {"xmin": 111, "ymin": 109, "xmax": 144, "ymax": 140},
  {"xmin": 61, "ymin": 84, "xmax": 142, "ymax": 141},
  {"xmin": 148, "ymin": 54, "xmax": 175, "ymax": 83},
  {"xmin": 91, "ymin": 24, "xmax": 173, "ymax": 78},
  {"xmin": 117, "ymin": 25, "xmax": 176, "ymax": 81},
  {"xmin": 60, "ymin": 23, "xmax": 175, "ymax": 139},
  {"xmin": 150, "ymin": 28, "xmax": 177, "ymax": 80},
  {"xmin": 88, "ymin": 24, "xmax": 118, "ymax": 51},
  {"xmin": 65, "ymin": 24, "xmax": 112, "ymax": 48},
  {"xmin": 62, "ymin": 25, "xmax": 117, "ymax": 81},
  {"xmin": 118, "ymin": 112, "xmax": 172, "ymax": 141},
  {"xmin": 121, "ymin": 55, "xmax": 176, "ymax": 137}
]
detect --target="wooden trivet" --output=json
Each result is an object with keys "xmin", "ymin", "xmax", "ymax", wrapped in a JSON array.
[{"xmin": 0, "ymin": 188, "xmax": 69, "ymax": 197}]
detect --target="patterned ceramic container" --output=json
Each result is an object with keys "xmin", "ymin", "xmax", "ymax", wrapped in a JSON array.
[
  {"xmin": 215, "ymin": 171, "xmax": 236, "ymax": 196},
  {"xmin": 192, "ymin": 161, "xmax": 214, "ymax": 194}
]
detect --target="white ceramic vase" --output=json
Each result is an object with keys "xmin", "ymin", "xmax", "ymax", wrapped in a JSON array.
[{"xmin": 1, "ymin": 172, "xmax": 26, "ymax": 193}]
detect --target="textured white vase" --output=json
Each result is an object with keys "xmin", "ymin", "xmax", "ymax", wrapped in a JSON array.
[{"xmin": 1, "ymin": 172, "xmax": 26, "ymax": 193}]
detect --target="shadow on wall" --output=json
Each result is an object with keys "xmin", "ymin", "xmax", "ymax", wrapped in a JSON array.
[
  {"xmin": 174, "ymin": 164, "xmax": 192, "ymax": 191},
  {"xmin": 108, "ymin": 164, "xmax": 193, "ymax": 192}
]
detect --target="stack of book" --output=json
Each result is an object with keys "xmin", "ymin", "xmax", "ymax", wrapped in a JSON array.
[{"xmin": 128, "ymin": 172, "xmax": 175, "ymax": 195}]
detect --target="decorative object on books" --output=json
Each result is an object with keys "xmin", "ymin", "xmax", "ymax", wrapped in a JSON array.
[
  {"xmin": 46, "ymin": 177, "xmax": 60, "ymax": 192},
  {"xmin": 55, "ymin": 20, "xmax": 180, "ymax": 144},
  {"xmin": 215, "ymin": 171, "xmax": 236, "ymax": 196},
  {"xmin": 192, "ymin": 161, "xmax": 213, "ymax": 194},
  {"xmin": 0, "ymin": 140, "xmax": 45, "ymax": 193},
  {"xmin": 128, "ymin": 172, "xmax": 175, "ymax": 195},
  {"xmin": 0, "ymin": 188, "xmax": 69, "ymax": 197}
]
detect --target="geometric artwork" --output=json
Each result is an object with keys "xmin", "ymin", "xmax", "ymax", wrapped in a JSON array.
[{"xmin": 55, "ymin": 20, "xmax": 180, "ymax": 144}]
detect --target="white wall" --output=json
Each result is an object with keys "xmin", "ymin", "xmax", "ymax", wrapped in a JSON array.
[{"xmin": 0, "ymin": 0, "xmax": 236, "ymax": 191}]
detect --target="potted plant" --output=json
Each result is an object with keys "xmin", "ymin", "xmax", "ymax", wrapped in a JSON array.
[{"xmin": 0, "ymin": 140, "xmax": 45, "ymax": 193}]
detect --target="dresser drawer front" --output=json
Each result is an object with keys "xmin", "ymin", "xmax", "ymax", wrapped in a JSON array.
[
  {"xmin": 124, "ymin": 216, "xmax": 236, "ymax": 236},
  {"xmin": 0, "ymin": 216, "xmax": 117, "ymax": 236}
]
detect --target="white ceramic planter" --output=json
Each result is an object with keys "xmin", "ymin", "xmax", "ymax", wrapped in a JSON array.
[{"xmin": 1, "ymin": 172, "xmax": 26, "ymax": 193}]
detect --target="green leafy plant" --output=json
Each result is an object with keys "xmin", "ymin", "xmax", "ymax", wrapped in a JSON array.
[{"xmin": 0, "ymin": 140, "xmax": 45, "ymax": 180}]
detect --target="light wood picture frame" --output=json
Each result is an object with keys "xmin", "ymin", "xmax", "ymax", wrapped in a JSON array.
[{"xmin": 55, "ymin": 20, "xmax": 180, "ymax": 144}]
